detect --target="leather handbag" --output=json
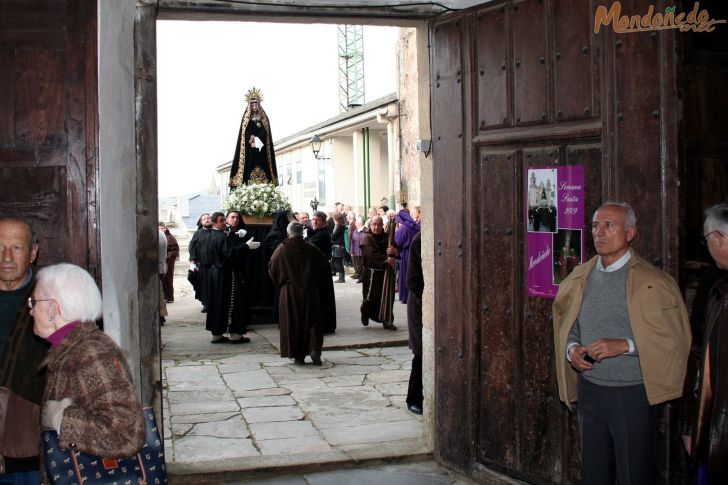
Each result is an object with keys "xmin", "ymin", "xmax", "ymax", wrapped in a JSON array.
[{"xmin": 42, "ymin": 407, "xmax": 167, "ymax": 485}]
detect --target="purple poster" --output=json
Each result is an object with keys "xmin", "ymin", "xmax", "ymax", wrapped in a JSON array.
[{"xmin": 526, "ymin": 165, "xmax": 585, "ymax": 299}]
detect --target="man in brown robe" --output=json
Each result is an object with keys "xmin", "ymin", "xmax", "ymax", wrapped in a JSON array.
[
  {"xmin": 360, "ymin": 216, "xmax": 398, "ymax": 330},
  {"xmin": 269, "ymin": 222, "xmax": 329, "ymax": 365}
]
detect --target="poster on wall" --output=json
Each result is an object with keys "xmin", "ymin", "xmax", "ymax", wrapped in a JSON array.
[{"xmin": 526, "ymin": 165, "xmax": 585, "ymax": 299}]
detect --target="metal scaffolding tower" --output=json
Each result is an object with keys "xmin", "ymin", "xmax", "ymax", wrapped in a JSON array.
[{"xmin": 337, "ymin": 25, "xmax": 365, "ymax": 113}]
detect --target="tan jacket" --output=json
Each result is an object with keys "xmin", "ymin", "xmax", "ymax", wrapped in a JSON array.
[{"xmin": 553, "ymin": 252, "xmax": 691, "ymax": 405}]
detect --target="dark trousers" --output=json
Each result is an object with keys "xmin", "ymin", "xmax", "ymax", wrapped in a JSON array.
[
  {"xmin": 331, "ymin": 256, "xmax": 345, "ymax": 280},
  {"xmin": 352, "ymin": 255, "xmax": 363, "ymax": 279},
  {"xmin": 406, "ymin": 355, "xmax": 423, "ymax": 407},
  {"xmin": 577, "ymin": 376, "xmax": 656, "ymax": 485},
  {"xmin": 163, "ymin": 258, "xmax": 175, "ymax": 301}
]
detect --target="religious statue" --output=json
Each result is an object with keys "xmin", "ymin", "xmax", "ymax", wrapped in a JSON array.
[{"xmin": 229, "ymin": 87, "xmax": 279, "ymax": 189}]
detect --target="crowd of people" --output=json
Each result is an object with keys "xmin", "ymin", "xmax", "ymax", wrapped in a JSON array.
[
  {"xmin": 3, "ymin": 199, "xmax": 727, "ymax": 484},
  {"xmin": 182, "ymin": 203, "xmax": 422, "ymax": 346}
]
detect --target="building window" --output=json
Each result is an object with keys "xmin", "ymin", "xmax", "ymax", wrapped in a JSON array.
[{"xmin": 296, "ymin": 161, "xmax": 302, "ymax": 184}]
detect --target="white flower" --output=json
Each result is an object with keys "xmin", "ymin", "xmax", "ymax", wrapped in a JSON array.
[{"xmin": 223, "ymin": 183, "xmax": 291, "ymax": 218}]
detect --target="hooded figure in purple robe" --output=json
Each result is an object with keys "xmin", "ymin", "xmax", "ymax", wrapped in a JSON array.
[{"xmin": 394, "ymin": 209, "xmax": 421, "ymax": 304}]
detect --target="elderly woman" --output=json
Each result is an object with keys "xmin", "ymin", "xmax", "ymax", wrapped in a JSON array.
[{"xmin": 30, "ymin": 263, "xmax": 145, "ymax": 458}]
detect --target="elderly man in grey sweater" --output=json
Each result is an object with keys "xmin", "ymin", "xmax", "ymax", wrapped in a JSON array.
[{"xmin": 553, "ymin": 202, "xmax": 691, "ymax": 485}]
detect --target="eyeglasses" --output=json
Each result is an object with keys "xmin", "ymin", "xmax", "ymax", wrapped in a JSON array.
[
  {"xmin": 702, "ymin": 230, "xmax": 723, "ymax": 245},
  {"xmin": 27, "ymin": 297, "xmax": 53, "ymax": 309}
]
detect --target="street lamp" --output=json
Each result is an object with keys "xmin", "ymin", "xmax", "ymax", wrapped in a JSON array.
[
  {"xmin": 310, "ymin": 196, "xmax": 319, "ymax": 212},
  {"xmin": 309, "ymin": 134, "xmax": 323, "ymax": 159}
]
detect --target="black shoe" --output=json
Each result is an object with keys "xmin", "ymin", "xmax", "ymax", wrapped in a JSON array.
[
  {"xmin": 407, "ymin": 404, "xmax": 423, "ymax": 415},
  {"xmin": 229, "ymin": 337, "xmax": 251, "ymax": 344},
  {"xmin": 159, "ymin": 316, "xmax": 165, "ymax": 326},
  {"xmin": 310, "ymin": 350, "xmax": 322, "ymax": 366},
  {"xmin": 335, "ymin": 278, "xmax": 345, "ymax": 283},
  {"xmin": 211, "ymin": 336, "xmax": 230, "ymax": 344},
  {"xmin": 361, "ymin": 315, "xmax": 369, "ymax": 326},
  {"xmin": 384, "ymin": 323, "xmax": 398, "ymax": 331},
  {"xmin": 294, "ymin": 357, "xmax": 306, "ymax": 365},
  {"xmin": 201, "ymin": 306, "xmax": 207, "ymax": 313}
]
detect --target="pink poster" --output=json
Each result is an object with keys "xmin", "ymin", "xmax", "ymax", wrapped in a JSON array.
[{"xmin": 526, "ymin": 165, "xmax": 585, "ymax": 299}]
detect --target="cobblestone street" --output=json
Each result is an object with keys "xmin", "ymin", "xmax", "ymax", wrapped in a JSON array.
[{"xmin": 160, "ymin": 262, "xmax": 462, "ymax": 483}]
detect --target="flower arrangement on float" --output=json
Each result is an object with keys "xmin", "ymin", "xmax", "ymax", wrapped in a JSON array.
[{"xmin": 223, "ymin": 183, "xmax": 292, "ymax": 220}]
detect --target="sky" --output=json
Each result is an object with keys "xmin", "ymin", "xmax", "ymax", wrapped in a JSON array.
[{"xmin": 157, "ymin": 21, "xmax": 399, "ymax": 198}]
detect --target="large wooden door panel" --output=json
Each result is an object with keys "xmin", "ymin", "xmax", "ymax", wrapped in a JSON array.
[
  {"xmin": 432, "ymin": 15, "xmax": 471, "ymax": 469},
  {"xmin": 477, "ymin": 149, "xmax": 519, "ymax": 470},
  {"xmin": 553, "ymin": 0, "xmax": 599, "ymax": 122},
  {"xmin": 0, "ymin": 0, "xmax": 98, "ymax": 272},
  {"xmin": 476, "ymin": 4, "xmax": 510, "ymax": 129},
  {"xmin": 512, "ymin": 0, "xmax": 548, "ymax": 125}
]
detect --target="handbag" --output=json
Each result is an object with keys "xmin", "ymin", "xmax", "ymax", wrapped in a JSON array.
[
  {"xmin": 331, "ymin": 245, "xmax": 344, "ymax": 258},
  {"xmin": 42, "ymin": 407, "xmax": 167, "ymax": 485}
]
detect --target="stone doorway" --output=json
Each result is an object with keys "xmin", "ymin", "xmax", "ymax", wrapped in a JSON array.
[{"xmin": 119, "ymin": 3, "xmax": 438, "ymax": 479}]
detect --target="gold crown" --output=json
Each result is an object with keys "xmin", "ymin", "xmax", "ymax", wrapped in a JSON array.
[{"xmin": 244, "ymin": 87, "xmax": 263, "ymax": 104}]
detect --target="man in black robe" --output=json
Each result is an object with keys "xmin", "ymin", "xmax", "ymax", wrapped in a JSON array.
[
  {"xmin": 269, "ymin": 222, "xmax": 329, "ymax": 365},
  {"xmin": 305, "ymin": 211, "xmax": 337, "ymax": 334},
  {"xmin": 202, "ymin": 212, "xmax": 258, "ymax": 343},
  {"xmin": 228, "ymin": 87, "xmax": 278, "ymax": 188},
  {"xmin": 360, "ymin": 215, "xmax": 398, "ymax": 330},
  {"xmin": 188, "ymin": 213, "xmax": 211, "ymax": 312},
  {"xmin": 223, "ymin": 211, "xmax": 258, "ymax": 343}
]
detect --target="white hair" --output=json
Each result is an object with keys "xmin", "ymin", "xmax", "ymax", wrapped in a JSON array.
[
  {"xmin": 36, "ymin": 263, "xmax": 102, "ymax": 322},
  {"xmin": 704, "ymin": 202, "xmax": 728, "ymax": 235},
  {"xmin": 595, "ymin": 201, "xmax": 637, "ymax": 229}
]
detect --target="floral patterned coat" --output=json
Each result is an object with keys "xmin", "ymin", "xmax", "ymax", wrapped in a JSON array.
[{"xmin": 39, "ymin": 321, "xmax": 145, "ymax": 458}]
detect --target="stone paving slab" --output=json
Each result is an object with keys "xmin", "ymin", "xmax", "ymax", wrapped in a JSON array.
[
  {"xmin": 307, "ymin": 408, "xmax": 416, "ymax": 429},
  {"xmin": 189, "ymin": 419, "xmax": 251, "ymax": 439},
  {"xmin": 304, "ymin": 467, "xmax": 453, "ymax": 485},
  {"xmin": 292, "ymin": 387, "xmax": 392, "ymax": 413},
  {"xmin": 238, "ymin": 395, "xmax": 297, "ymax": 408},
  {"xmin": 319, "ymin": 420, "xmax": 423, "ymax": 446},
  {"xmin": 220, "ymin": 362, "xmax": 265, "ymax": 373},
  {"xmin": 242, "ymin": 406, "xmax": 305, "ymax": 423},
  {"xmin": 224, "ymin": 369, "xmax": 278, "ymax": 391},
  {"xmin": 174, "ymin": 436, "xmax": 260, "ymax": 462},
  {"xmin": 171, "ymin": 400, "xmax": 240, "ymax": 415},
  {"xmin": 249, "ymin": 420, "xmax": 320, "ymax": 441},
  {"xmin": 235, "ymin": 388, "xmax": 291, "ymax": 398},
  {"xmin": 167, "ymin": 389, "xmax": 233, "ymax": 403},
  {"xmin": 171, "ymin": 411, "xmax": 240, "ymax": 425},
  {"xmin": 257, "ymin": 436, "xmax": 332, "ymax": 456}
]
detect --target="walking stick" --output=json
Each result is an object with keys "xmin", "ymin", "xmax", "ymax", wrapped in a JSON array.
[{"xmin": 378, "ymin": 219, "xmax": 397, "ymax": 326}]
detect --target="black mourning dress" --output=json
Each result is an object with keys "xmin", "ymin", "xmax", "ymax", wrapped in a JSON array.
[{"xmin": 229, "ymin": 105, "xmax": 278, "ymax": 188}]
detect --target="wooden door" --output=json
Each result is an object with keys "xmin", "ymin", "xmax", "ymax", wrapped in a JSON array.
[
  {"xmin": 0, "ymin": 0, "xmax": 99, "ymax": 274},
  {"xmin": 431, "ymin": 0, "xmax": 683, "ymax": 483}
]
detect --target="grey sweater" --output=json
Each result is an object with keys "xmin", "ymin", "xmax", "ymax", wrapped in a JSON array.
[{"xmin": 568, "ymin": 264, "xmax": 643, "ymax": 386}]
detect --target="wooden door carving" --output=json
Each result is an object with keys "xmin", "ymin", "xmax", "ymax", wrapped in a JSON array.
[{"xmin": 0, "ymin": 0, "xmax": 98, "ymax": 275}]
